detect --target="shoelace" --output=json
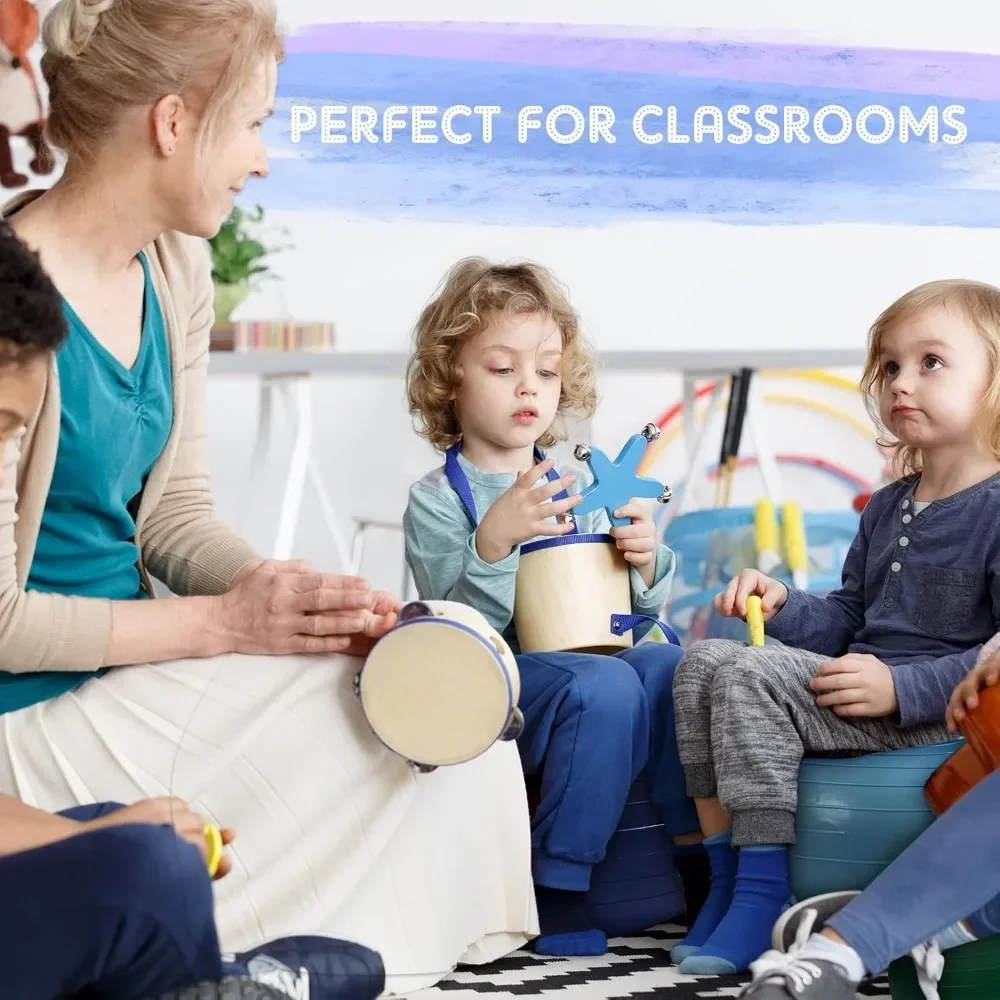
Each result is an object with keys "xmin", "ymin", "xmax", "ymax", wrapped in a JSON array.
[
  {"xmin": 248, "ymin": 958, "xmax": 311, "ymax": 1000},
  {"xmin": 738, "ymin": 907, "xmax": 947, "ymax": 1000},
  {"xmin": 740, "ymin": 908, "xmax": 825, "ymax": 995},
  {"xmin": 910, "ymin": 939, "xmax": 944, "ymax": 1000}
]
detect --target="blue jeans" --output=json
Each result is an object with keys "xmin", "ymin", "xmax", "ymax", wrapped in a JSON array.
[
  {"xmin": 517, "ymin": 642, "xmax": 699, "ymax": 890},
  {"xmin": 827, "ymin": 767, "xmax": 1000, "ymax": 975},
  {"xmin": 1, "ymin": 802, "xmax": 222, "ymax": 1000}
]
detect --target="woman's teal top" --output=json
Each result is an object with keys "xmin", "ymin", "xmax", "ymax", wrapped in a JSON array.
[{"xmin": 0, "ymin": 251, "xmax": 173, "ymax": 714}]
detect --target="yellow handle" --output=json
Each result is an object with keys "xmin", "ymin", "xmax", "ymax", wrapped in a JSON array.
[
  {"xmin": 754, "ymin": 499, "xmax": 778, "ymax": 555},
  {"xmin": 746, "ymin": 596, "xmax": 765, "ymax": 646},
  {"xmin": 781, "ymin": 502, "xmax": 807, "ymax": 573},
  {"xmin": 204, "ymin": 824, "xmax": 224, "ymax": 877}
]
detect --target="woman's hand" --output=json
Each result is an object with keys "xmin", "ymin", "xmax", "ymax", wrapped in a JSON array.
[
  {"xmin": 216, "ymin": 560, "xmax": 379, "ymax": 655},
  {"xmin": 84, "ymin": 797, "xmax": 236, "ymax": 880}
]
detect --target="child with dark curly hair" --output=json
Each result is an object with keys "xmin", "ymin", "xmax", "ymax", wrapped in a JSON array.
[{"xmin": 403, "ymin": 256, "xmax": 705, "ymax": 956}]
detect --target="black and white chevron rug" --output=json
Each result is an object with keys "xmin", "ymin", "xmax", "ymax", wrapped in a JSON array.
[{"xmin": 413, "ymin": 924, "xmax": 891, "ymax": 998}]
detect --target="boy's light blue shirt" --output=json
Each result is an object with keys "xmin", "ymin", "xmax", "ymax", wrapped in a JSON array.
[{"xmin": 403, "ymin": 451, "xmax": 676, "ymax": 652}]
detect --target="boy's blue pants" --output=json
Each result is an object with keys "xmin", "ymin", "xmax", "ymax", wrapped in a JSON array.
[
  {"xmin": 516, "ymin": 642, "xmax": 700, "ymax": 890},
  {"xmin": 828, "ymin": 766, "xmax": 1000, "ymax": 975},
  {"xmin": 0, "ymin": 802, "xmax": 222, "ymax": 1000}
]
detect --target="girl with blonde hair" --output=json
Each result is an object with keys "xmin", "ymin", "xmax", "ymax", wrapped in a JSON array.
[
  {"xmin": 0, "ymin": 1, "xmax": 536, "ymax": 993},
  {"xmin": 669, "ymin": 278, "xmax": 1000, "ymax": 976}
]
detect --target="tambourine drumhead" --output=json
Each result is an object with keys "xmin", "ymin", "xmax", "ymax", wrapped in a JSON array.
[{"xmin": 359, "ymin": 618, "xmax": 516, "ymax": 767}]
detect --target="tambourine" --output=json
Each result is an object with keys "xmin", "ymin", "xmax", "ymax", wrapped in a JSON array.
[
  {"xmin": 924, "ymin": 683, "xmax": 1000, "ymax": 814},
  {"xmin": 353, "ymin": 599, "xmax": 523, "ymax": 773}
]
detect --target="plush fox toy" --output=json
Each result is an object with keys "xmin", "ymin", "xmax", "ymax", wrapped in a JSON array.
[{"xmin": 0, "ymin": 0, "xmax": 54, "ymax": 187}]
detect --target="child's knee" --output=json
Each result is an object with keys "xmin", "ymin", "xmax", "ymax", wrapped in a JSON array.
[
  {"xmin": 710, "ymin": 653, "xmax": 784, "ymax": 700},
  {"xmin": 673, "ymin": 639, "xmax": 744, "ymax": 695},
  {"xmin": 570, "ymin": 660, "xmax": 646, "ymax": 726},
  {"xmin": 89, "ymin": 824, "xmax": 214, "ymax": 927}
]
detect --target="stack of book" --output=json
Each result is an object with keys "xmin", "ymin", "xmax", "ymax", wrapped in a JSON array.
[{"xmin": 210, "ymin": 320, "xmax": 336, "ymax": 353}]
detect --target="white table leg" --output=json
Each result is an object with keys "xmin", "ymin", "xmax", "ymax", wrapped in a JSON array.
[
  {"xmin": 681, "ymin": 374, "xmax": 696, "ymax": 466},
  {"xmin": 306, "ymin": 458, "xmax": 354, "ymax": 573},
  {"xmin": 745, "ymin": 380, "xmax": 783, "ymax": 502},
  {"xmin": 266, "ymin": 374, "xmax": 355, "ymax": 572},
  {"xmin": 273, "ymin": 377, "xmax": 313, "ymax": 560},
  {"xmin": 672, "ymin": 378, "xmax": 727, "ymax": 518},
  {"xmin": 240, "ymin": 377, "xmax": 275, "ymax": 533}
]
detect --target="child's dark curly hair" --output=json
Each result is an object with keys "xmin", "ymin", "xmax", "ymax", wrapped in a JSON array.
[{"xmin": 0, "ymin": 221, "xmax": 67, "ymax": 364}]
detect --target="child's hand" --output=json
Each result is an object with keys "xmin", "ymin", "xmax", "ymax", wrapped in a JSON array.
[
  {"xmin": 342, "ymin": 603, "xmax": 400, "ymax": 658},
  {"xmin": 476, "ymin": 459, "xmax": 582, "ymax": 563},
  {"xmin": 714, "ymin": 569, "xmax": 789, "ymax": 621},
  {"xmin": 810, "ymin": 653, "xmax": 898, "ymax": 717},
  {"xmin": 84, "ymin": 798, "xmax": 237, "ymax": 879},
  {"xmin": 947, "ymin": 651, "xmax": 1000, "ymax": 732},
  {"xmin": 610, "ymin": 501, "xmax": 657, "ymax": 589}
]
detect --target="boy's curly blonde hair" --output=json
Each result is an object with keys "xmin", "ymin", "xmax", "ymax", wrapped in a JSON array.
[
  {"xmin": 406, "ymin": 257, "xmax": 598, "ymax": 451},
  {"xmin": 860, "ymin": 278, "xmax": 1000, "ymax": 479}
]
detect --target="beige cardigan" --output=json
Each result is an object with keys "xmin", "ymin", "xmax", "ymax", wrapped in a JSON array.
[{"xmin": 0, "ymin": 192, "xmax": 260, "ymax": 671}]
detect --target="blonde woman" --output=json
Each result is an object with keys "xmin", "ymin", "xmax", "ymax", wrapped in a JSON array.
[{"xmin": 0, "ymin": 0, "xmax": 536, "ymax": 992}]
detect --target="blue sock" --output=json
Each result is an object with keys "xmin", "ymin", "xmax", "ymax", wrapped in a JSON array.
[
  {"xmin": 670, "ymin": 831, "xmax": 737, "ymax": 964},
  {"xmin": 679, "ymin": 845, "xmax": 791, "ymax": 975},
  {"xmin": 532, "ymin": 886, "xmax": 608, "ymax": 956}
]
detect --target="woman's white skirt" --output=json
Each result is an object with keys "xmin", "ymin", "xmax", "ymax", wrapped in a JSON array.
[{"xmin": 0, "ymin": 652, "xmax": 539, "ymax": 994}]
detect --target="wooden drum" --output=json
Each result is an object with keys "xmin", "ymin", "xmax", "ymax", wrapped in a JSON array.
[{"xmin": 513, "ymin": 533, "xmax": 633, "ymax": 654}]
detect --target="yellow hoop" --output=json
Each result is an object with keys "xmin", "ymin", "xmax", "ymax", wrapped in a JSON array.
[{"xmin": 640, "ymin": 392, "xmax": 876, "ymax": 475}]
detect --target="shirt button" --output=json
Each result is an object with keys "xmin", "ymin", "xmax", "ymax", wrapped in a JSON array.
[
  {"xmin": 900, "ymin": 536, "xmax": 909, "ymax": 546},
  {"xmin": 902, "ymin": 499, "xmax": 910, "ymax": 509},
  {"xmin": 891, "ymin": 561, "xmax": 902, "ymax": 572},
  {"xmin": 902, "ymin": 513, "xmax": 912, "ymax": 523}
]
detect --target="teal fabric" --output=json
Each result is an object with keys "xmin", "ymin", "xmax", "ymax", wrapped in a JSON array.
[
  {"xmin": 0, "ymin": 252, "xmax": 173, "ymax": 715},
  {"xmin": 403, "ymin": 452, "xmax": 676, "ymax": 654}
]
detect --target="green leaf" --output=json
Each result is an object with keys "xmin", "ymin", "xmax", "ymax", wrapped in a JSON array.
[{"xmin": 207, "ymin": 204, "xmax": 276, "ymax": 284}]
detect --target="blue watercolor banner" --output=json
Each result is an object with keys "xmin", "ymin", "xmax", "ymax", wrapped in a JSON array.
[{"xmin": 248, "ymin": 29, "xmax": 1000, "ymax": 226}]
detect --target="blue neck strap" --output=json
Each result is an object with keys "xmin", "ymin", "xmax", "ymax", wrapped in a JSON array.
[{"xmin": 444, "ymin": 443, "xmax": 577, "ymax": 533}]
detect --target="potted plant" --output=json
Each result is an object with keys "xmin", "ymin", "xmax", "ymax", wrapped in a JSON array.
[{"xmin": 208, "ymin": 204, "xmax": 273, "ymax": 326}]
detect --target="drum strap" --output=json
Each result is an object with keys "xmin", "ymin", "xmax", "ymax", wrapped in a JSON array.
[
  {"xmin": 444, "ymin": 442, "xmax": 578, "ymax": 535},
  {"xmin": 610, "ymin": 612, "xmax": 681, "ymax": 647}
]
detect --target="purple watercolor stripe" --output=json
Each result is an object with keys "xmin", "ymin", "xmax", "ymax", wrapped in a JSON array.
[{"xmin": 284, "ymin": 22, "xmax": 1000, "ymax": 100}]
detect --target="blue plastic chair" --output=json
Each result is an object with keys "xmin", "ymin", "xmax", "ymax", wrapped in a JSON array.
[{"xmin": 586, "ymin": 777, "xmax": 685, "ymax": 936}]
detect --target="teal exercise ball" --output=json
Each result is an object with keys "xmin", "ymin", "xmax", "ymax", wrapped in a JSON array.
[{"xmin": 790, "ymin": 740, "xmax": 964, "ymax": 902}]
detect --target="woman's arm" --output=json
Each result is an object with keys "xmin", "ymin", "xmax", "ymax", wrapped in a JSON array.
[
  {"xmin": 138, "ymin": 233, "xmax": 260, "ymax": 597},
  {"xmin": 1, "ymin": 437, "xmax": 369, "ymax": 669}
]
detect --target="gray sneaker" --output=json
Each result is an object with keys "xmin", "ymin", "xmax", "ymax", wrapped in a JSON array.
[
  {"xmin": 738, "ymin": 907, "xmax": 859, "ymax": 999},
  {"xmin": 766, "ymin": 891, "xmax": 946, "ymax": 1000},
  {"xmin": 771, "ymin": 891, "xmax": 860, "ymax": 952}
]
